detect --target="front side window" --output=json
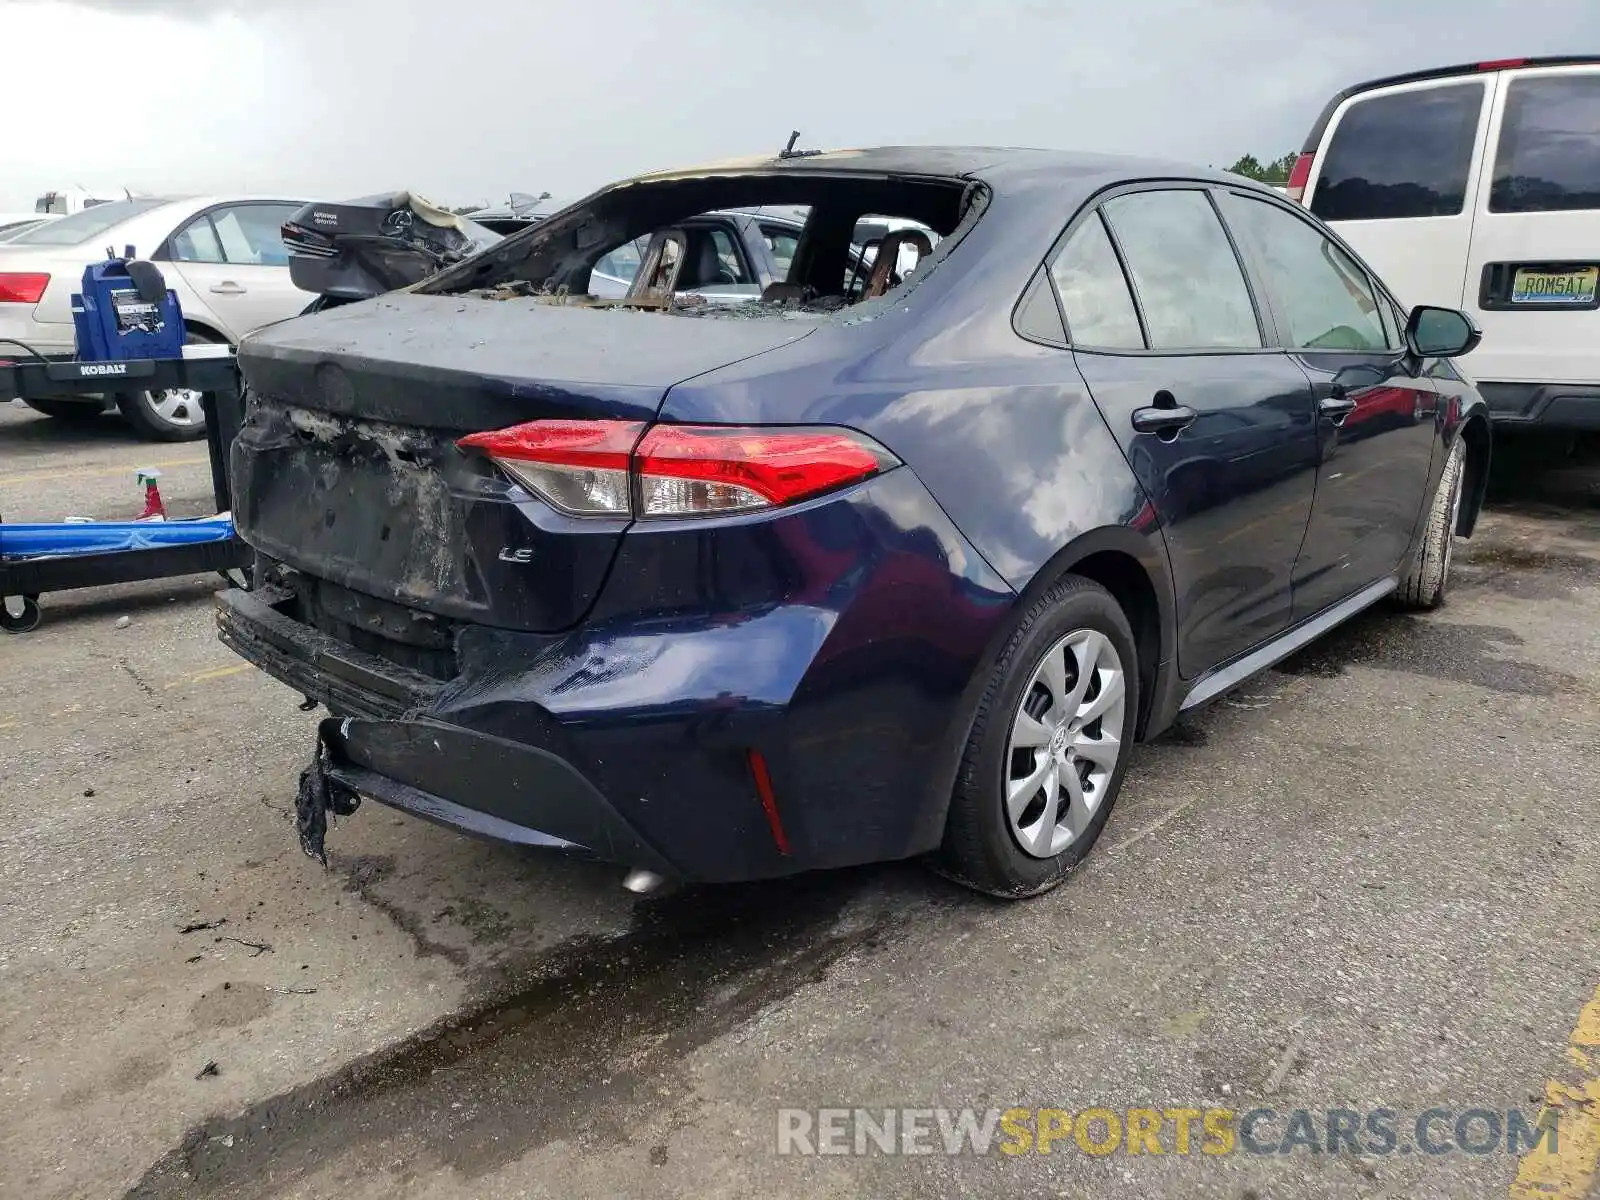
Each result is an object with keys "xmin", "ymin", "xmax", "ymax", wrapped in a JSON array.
[
  {"xmin": 1049, "ymin": 212, "xmax": 1143, "ymax": 349},
  {"xmin": 1491, "ymin": 73, "xmax": 1600, "ymax": 212},
  {"xmin": 209, "ymin": 204, "xmax": 296, "ymax": 266},
  {"xmin": 1100, "ymin": 190, "xmax": 1262, "ymax": 350},
  {"xmin": 1222, "ymin": 194, "xmax": 1389, "ymax": 352},
  {"xmin": 170, "ymin": 216, "xmax": 225, "ymax": 264},
  {"xmin": 1311, "ymin": 83, "xmax": 1484, "ymax": 221}
]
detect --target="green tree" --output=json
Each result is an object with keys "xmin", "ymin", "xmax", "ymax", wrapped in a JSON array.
[{"xmin": 1226, "ymin": 152, "xmax": 1300, "ymax": 184}]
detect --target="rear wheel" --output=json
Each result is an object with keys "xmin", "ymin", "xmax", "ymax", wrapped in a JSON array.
[
  {"xmin": 114, "ymin": 330, "xmax": 218, "ymax": 442},
  {"xmin": 22, "ymin": 397, "xmax": 106, "ymax": 422},
  {"xmin": 936, "ymin": 575, "xmax": 1140, "ymax": 898}
]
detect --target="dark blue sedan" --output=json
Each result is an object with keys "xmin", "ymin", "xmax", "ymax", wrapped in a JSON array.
[{"xmin": 219, "ymin": 147, "xmax": 1491, "ymax": 897}]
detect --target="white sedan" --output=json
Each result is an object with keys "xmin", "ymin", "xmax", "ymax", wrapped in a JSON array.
[{"xmin": 0, "ymin": 194, "xmax": 308, "ymax": 439}]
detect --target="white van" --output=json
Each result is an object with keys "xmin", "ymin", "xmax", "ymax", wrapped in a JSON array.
[{"xmin": 1291, "ymin": 57, "xmax": 1600, "ymax": 431}]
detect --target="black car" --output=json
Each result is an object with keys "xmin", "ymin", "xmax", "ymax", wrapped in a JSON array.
[{"xmin": 219, "ymin": 147, "xmax": 1491, "ymax": 897}]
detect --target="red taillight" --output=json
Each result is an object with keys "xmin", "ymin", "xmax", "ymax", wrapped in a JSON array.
[
  {"xmin": 1477, "ymin": 58, "xmax": 1526, "ymax": 71},
  {"xmin": 1285, "ymin": 153, "xmax": 1315, "ymax": 204},
  {"xmin": 635, "ymin": 424, "xmax": 894, "ymax": 516},
  {"xmin": 458, "ymin": 419, "xmax": 643, "ymax": 516},
  {"xmin": 0, "ymin": 273, "xmax": 49, "ymax": 304},
  {"xmin": 457, "ymin": 420, "xmax": 898, "ymax": 518}
]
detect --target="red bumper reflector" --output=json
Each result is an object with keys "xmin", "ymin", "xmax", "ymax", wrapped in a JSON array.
[{"xmin": 747, "ymin": 748, "xmax": 792, "ymax": 856}]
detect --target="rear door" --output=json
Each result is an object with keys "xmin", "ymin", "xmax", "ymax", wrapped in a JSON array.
[
  {"xmin": 1464, "ymin": 65, "xmax": 1600, "ymax": 389},
  {"xmin": 1306, "ymin": 77, "xmax": 1492, "ymax": 312},
  {"xmin": 1220, "ymin": 190, "xmax": 1438, "ymax": 619},
  {"xmin": 1058, "ymin": 187, "xmax": 1320, "ymax": 677},
  {"xmin": 166, "ymin": 202, "xmax": 303, "ymax": 338}
]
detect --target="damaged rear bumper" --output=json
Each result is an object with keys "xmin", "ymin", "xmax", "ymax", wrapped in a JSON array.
[{"xmin": 218, "ymin": 586, "xmax": 678, "ymax": 875}]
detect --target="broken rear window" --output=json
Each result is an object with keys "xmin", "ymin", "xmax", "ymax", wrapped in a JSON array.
[{"xmin": 425, "ymin": 171, "xmax": 983, "ymax": 317}]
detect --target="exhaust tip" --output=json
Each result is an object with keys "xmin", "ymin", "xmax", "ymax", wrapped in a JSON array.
[{"xmin": 622, "ymin": 868, "xmax": 667, "ymax": 895}]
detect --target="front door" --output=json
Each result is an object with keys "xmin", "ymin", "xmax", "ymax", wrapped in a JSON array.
[
  {"xmin": 1218, "ymin": 191, "xmax": 1439, "ymax": 619},
  {"xmin": 1051, "ymin": 189, "xmax": 1320, "ymax": 677},
  {"xmin": 166, "ymin": 202, "xmax": 305, "ymax": 339}
]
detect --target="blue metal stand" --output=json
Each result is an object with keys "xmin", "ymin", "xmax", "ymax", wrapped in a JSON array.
[{"xmin": 0, "ymin": 352, "xmax": 249, "ymax": 633}]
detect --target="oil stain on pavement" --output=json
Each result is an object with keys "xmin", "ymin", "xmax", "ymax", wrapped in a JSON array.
[
  {"xmin": 1272, "ymin": 610, "xmax": 1578, "ymax": 696},
  {"xmin": 127, "ymin": 867, "xmax": 940, "ymax": 1199}
]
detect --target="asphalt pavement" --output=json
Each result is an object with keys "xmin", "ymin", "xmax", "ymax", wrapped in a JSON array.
[{"xmin": 2, "ymin": 399, "xmax": 1597, "ymax": 1200}]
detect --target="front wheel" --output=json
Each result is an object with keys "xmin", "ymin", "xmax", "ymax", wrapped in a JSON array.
[
  {"xmin": 114, "ymin": 330, "xmax": 219, "ymax": 442},
  {"xmin": 1396, "ymin": 436, "xmax": 1466, "ymax": 610},
  {"xmin": 936, "ymin": 575, "xmax": 1140, "ymax": 898}
]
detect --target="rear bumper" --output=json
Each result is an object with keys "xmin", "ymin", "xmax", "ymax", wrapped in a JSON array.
[
  {"xmin": 219, "ymin": 586, "xmax": 679, "ymax": 874},
  {"xmin": 1477, "ymin": 382, "xmax": 1600, "ymax": 430},
  {"xmin": 218, "ymin": 469, "xmax": 1019, "ymax": 882}
]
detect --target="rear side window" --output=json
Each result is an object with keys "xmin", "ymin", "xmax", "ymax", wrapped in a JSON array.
[
  {"xmin": 1491, "ymin": 73, "xmax": 1600, "ymax": 212},
  {"xmin": 1100, "ymin": 190, "xmax": 1262, "ymax": 350},
  {"xmin": 1049, "ymin": 213, "xmax": 1143, "ymax": 349},
  {"xmin": 1221, "ymin": 194, "xmax": 1391, "ymax": 352},
  {"xmin": 1311, "ymin": 83, "xmax": 1484, "ymax": 221}
]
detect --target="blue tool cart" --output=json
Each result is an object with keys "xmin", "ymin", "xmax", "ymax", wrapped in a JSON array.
[{"xmin": 0, "ymin": 347, "xmax": 250, "ymax": 634}]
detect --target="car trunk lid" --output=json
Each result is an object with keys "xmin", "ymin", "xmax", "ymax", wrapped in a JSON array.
[{"xmin": 232, "ymin": 293, "xmax": 812, "ymax": 637}]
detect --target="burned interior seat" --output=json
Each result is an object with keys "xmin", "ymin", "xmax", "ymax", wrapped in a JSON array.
[{"xmin": 863, "ymin": 229, "xmax": 933, "ymax": 300}]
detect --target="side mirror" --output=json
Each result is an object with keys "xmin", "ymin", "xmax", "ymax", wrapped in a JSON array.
[{"xmin": 1406, "ymin": 305, "xmax": 1481, "ymax": 358}]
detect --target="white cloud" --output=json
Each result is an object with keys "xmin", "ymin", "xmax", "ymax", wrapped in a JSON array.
[{"xmin": 4, "ymin": 0, "xmax": 1598, "ymax": 209}]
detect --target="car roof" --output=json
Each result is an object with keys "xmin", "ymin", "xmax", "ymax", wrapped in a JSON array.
[
  {"xmin": 1297, "ymin": 55, "xmax": 1600, "ymax": 153},
  {"xmin": 625, "ymin": 145, "xmax": 1246, "ymax": 192}
]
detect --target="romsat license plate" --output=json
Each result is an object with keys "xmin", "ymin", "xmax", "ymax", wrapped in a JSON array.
[{"xmin": 1510, "ymin": 266, "xmax": 1598, "ymax": 305}]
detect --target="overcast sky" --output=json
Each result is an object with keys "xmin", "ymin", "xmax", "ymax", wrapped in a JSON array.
[{"xmin": 5, "ymin": 0, "xmax": 1598, "ymax": 212}]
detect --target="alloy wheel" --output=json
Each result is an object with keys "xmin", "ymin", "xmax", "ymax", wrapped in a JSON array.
[
  {"xmin": 1004, "ymin": 628, "xmax": 1127, "ymax": 859},
  {"xmin": 145, "ymin": 387, "xmax": 205, "ymax": 429}
]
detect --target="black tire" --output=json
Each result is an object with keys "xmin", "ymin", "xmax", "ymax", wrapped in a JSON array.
[
  {"xmin": 1396, "ymin": 436, "xmax": 1466, "ymax": 610},
  {"xmin": 21, "ymin": 397, "xmax": 106, "ymax": 422},
  {"xmin": 935, "ymin": 575, "xmax": 1141, "ymax": 898},
  {"xmin": 113, "ymin": 330, "xmax": 218, "ymax": 442}
]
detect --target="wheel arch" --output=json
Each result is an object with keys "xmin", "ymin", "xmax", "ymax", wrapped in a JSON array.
[
  {"xmin": 181, "ymin": 318, "xmax": 229, "ymax": 345},
  {"xmin": 915, "ymin": 522, "xmax": 1178, "ymax": 856},
  {"xmin": 1019, "ymin": 526, "xmax": 1176, "ymax": 742}
]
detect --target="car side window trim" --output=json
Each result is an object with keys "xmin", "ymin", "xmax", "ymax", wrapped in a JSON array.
[
  {"xmin": 1091, "ymin": 209, "xmax": 1152, "ymax": 350},
  {"xmin": 1076, "ymin": 182, "xmax": 1279, "ymax": 356},
  {"xmin": 1216, "ymin": 187, "xmax": 1409, "ymax": 357}
]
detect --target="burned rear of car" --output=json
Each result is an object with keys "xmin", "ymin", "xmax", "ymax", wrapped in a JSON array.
[{"xmin": 219, "ymin": 151, "xmax": 1017, "ymax": 883}]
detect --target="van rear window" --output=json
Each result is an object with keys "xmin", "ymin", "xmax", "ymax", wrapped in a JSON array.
[
  {"xmin": 1310, "ymin": 83, "xmax": 1484, "ymax": 222},
  {"xmin": 1491, "ymin": 74, "xmax": 1600, "ymax": 213}
]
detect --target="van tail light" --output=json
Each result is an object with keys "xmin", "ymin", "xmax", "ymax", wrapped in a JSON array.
[
  {"xmin": 1477, "ymin": 58, "xmax": 1526, "ymax": 71},
  {"xmin": 0, "ymin": 273, "xmax": 50, "ymax": 304},
  {"xmin": 458, "ymin": 420, "xmax": 898, "ymax": 519},
  {"xmin": 1285, "ymin": 153, "xmax": 1315, "ymax": 204}
]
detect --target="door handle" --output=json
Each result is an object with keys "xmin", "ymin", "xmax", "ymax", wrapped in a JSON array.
[
  {"xmin": 1318, "ymin": 395, "xmax": 1358, "ymax": 425},
  {"xmin": 1131, "ymin": 404, "xmax": 1198, "ymax": 435},
  {"xmin": 210, "ymin": 282, "xmax": 246, "ymax": 295}
]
